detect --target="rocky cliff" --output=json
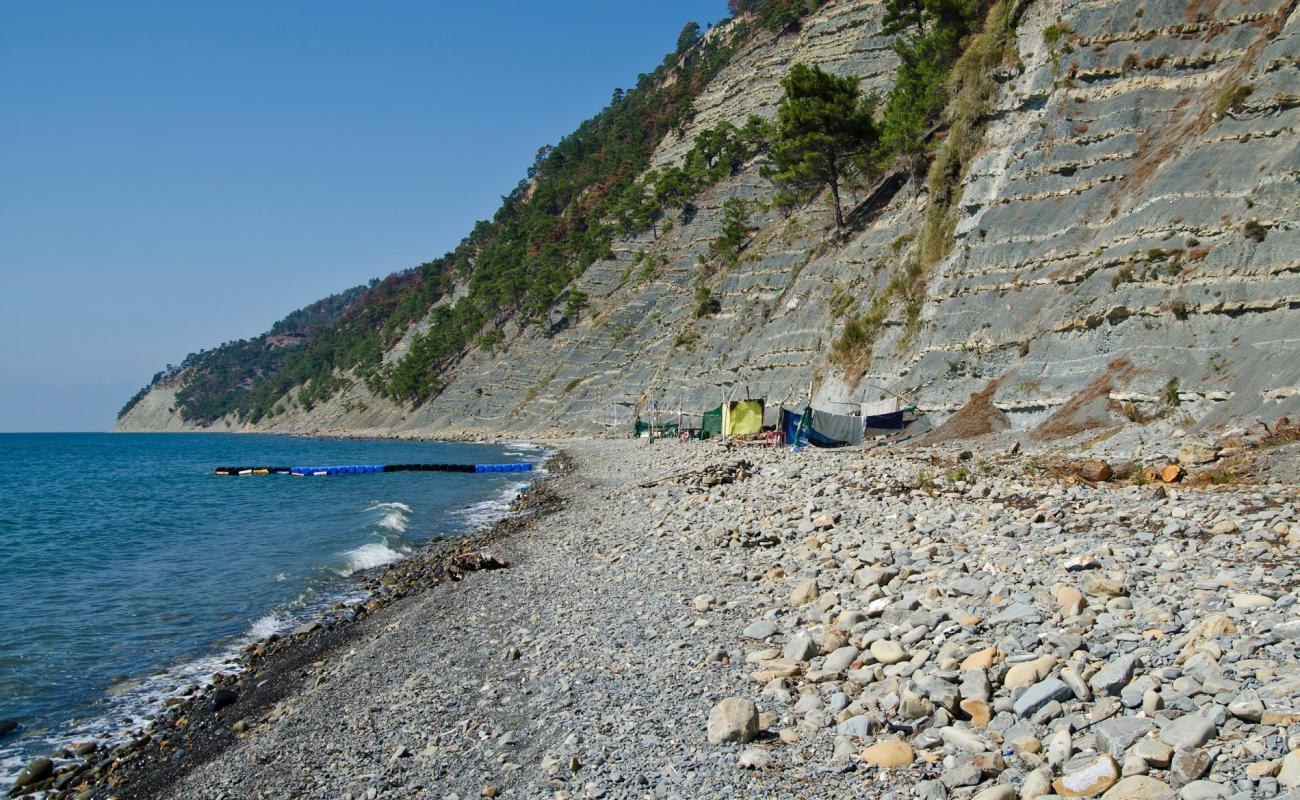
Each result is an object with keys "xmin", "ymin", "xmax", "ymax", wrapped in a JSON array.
[{"xmin": 118, "ymin": 0, "xmax": 1300, "ymax": 446}]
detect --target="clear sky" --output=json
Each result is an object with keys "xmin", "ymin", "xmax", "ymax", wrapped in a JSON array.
[{"xmin": 0, "ymin": 1, "xmax": 726, "ymax": 432}]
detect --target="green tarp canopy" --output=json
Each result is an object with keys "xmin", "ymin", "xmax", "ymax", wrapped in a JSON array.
[
  {"xmin": 634, "ymin": 419, "xmax": 679, "ymax": 437},
  {"xmin": 701, "ymin": 405, "xmax": 723, "ymax": 436}
]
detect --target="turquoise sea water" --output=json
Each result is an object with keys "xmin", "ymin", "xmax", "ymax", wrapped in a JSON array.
[{"xmin": 0, "ymin": 433, "xmax": 545, "ymax": 785}]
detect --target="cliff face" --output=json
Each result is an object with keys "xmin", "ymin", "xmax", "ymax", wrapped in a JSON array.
[
  {"xmin": 118, "ymin": 0, "xmax": 1300, "ymax": 443},
  {"xmin": 870, "ymin": 0, "xmax": 1300, "ymax": 436}
]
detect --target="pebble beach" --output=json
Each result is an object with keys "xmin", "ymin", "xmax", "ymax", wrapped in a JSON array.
[{"xmin": 17, "ymin": 437, "xmax": 1300, "ymax": 800}]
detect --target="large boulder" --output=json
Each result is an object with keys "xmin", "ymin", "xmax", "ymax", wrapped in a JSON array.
[{"xmin": 706, "ymin": 697, "xmax": 759, "ymax": 744}]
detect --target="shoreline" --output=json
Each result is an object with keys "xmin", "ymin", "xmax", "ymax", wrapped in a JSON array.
[
  {"xmin": 16, "ymin": 437, "xmax": 1297, "ymax": 799},
  {"xmin": 2, "ymin": 444, "xmax": 568, "ymax": 800}
]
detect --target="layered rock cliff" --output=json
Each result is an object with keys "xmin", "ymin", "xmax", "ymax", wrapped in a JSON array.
[{"xmin": 118, "ymin": 0, "xmax": 1300, "ymax": 444}]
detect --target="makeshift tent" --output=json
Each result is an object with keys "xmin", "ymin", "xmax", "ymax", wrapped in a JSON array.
[
  {"xmin": 780, "ymin": 408, "xmax": 804, "ymax": 446},
  {"xmin": 701, "ymin": 406, "xmax": 723, "ymax": 437},
  {"xmin": 762, "ymin": 404, "xmax": 782, "ymax": 429},
  {"xmin": 634, "ymin": 419, "xmax": 679, "ymax": 437},
  {"xmin": 811, "ymin": 408, "xmax": 865, "ymax": 445},
  {"xmin": 804, "ymin": 424, "xmax": 850, "ymax": 448},
  {"xmin": 725, "ymin": 400, "xmax": 763, "ymax": 435},
  {"xmin": 860, "ymin": 397, "xmax": 901, "ymax": 417},
  {"xmin": 863, "ymin": 411, "xmax": 905, "ymax": 431}
]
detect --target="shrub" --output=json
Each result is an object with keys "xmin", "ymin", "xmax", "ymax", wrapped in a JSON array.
[
  {"xmin": 1215, "ymin": 83, "xmax": 1253, "ymax": 117},
  {"xmin": 610, "ymin": 322, "xmax": 635, "ymax": 345},
  {"xmin": 1043, "ymin": 21, "xmax": 1072, "ymax": 46},
  {"xmin": 694, "ymin": 285, "xmax": 721, "ymax": 318},
  {"xmin": 1165, "ymin": 376, "xmax": 1181, "ymax": 406},
  {"xmin": 828, "ymin": 282, "xmax": 857, "ymax": 319}
]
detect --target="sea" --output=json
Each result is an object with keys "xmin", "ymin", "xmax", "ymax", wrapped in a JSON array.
[{"xmin": 0, "ymin": 432, "xmax": 547, "ymax": 787}]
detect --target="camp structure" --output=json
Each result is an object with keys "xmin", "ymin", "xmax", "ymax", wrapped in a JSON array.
[
  {"xmin": 723, "ymin": 399, "xmax": 764, "ymax": 435},
  {"xmin": 778, "ymin": 397, "xmax": 919, "ymax": 448},
  {"xmin": 633, "ymin": 418, "xmax": 679, "ymax": 438},
  {"xmin": 632, "ymin": 393, "xmax": 916, "ymax": 445},
  {"xmin": 701, "ymin": 405, "xmax": 723, "ymax": 438},
  {"xmin": 696, "ymin": 398, "xmax": 765, "ymax": 438}
]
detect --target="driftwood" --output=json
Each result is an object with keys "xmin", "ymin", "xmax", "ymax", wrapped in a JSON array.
[
  {"xmin": 435, "ymin": 551, "xmax": 509, "ymax": 581},
  {"xmin": 639, "ymin": 460, "xmax": 754, "ymax": 491},
  {"xmin": 639, "ymin": 468, "xmax": 698, "ymax": 489}
]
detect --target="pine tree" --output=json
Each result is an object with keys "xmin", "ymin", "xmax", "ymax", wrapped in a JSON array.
[
  {"xmin": 676, "ymin": 21, "xmax": 701, "ymax": 53},
  {"xmin": 710, "ymin": 197, "xmax": 752, "ymax": 262},
  {"xmin": 881, "ymin": 0, "xmax": 924, "ymax": 36},
  {"xmin": 563, "ymin": 289, "xmax": 589, "ymax": 320},
  {"xmin": 769, "ymin": 63, "xmax": 878, "ymax": 228}
]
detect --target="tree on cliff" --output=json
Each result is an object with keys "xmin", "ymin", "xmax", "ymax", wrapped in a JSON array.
[
  {"xmin": 710, "ymin": 197, "xmax": 752, "ymax": 263},
  {"xmin": 563, "ymin": 289, "xmax": 589, "ymax": 320},
  {"xmin": 881, "ymin": 0, "xmax": 925, "ymax": 36},
  {"xmin": 676, "ymin": 21, "xmax": 701, "ymax": 53},
  {"xmin": 768, "ymin": 63, "xmax": 878, "ymax": 229},
  {"xmin": 878, "ymin": 0, "xmax": 982, "ymax": 185}
]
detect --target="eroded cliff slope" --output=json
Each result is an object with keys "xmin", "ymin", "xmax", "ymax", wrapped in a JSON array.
[{"xmin": 118, "ymin": 0, "xmax": 1300, "ymax": 444}]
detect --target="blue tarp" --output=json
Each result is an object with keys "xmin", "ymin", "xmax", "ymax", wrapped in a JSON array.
[
  {"xmin": 863, "ymin": 410, "xmax": 905, "ymax": 431},
  {"xmin": 778, "ymin": 406, "xmax": 910, "ymax": 448},
  {"xmin": 780, "ymin": 408, "xmax": 803, "ymax": 445}
]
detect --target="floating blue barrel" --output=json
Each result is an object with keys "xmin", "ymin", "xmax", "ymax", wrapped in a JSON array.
[{"xmin": 226, "ymin": 462, "xmax": 531, "ymax": 476}]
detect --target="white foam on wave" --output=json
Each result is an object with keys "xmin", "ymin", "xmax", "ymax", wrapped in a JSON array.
[
  {"xmin": 376, "ymin": 511, "xmax": 408, "ymax": 532},
  {"xmin": 1, "ymin": 499, "xmax": 433, "ymax": 788},
  {"xmin": 26, "ymin": 643, "xmax": 249, "ymax": 779},
  {"xmin": 337, "ymin": 541, "xmax": 407, "ymax": 576},
  {"xmin": 369, "ymin": 500, "xmax": 411, "ymax": 533},
  {"xmin": 451, "ymin": 444, "xmax": 556, "ymax": 532},
  {"xmin": 456, "ymin": 481, "xmax": 531, "ymax": 529},
  {"xmin": 0, "ymin": 753, "xmax": 28, "ymax": 793},
  {"xmin": 246, "ymin": 614, "xmax": 286, "ymax": 640}
]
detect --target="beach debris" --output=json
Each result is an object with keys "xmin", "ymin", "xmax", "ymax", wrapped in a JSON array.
[
  {"xmin": 209, "ymin": 688, "xmax": 238, "ymax": 712},
  {"xmin": 640, "ymin": 459, "xmax": 753, "ymax": 491},
  {"xmin": 437, "ymin": 550, "xmax": 508, "ymax": 581}
]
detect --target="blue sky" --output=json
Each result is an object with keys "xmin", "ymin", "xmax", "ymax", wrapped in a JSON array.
[{"xmin": 0, "ymin": 1, "xmax": 726, "ymax": 431}]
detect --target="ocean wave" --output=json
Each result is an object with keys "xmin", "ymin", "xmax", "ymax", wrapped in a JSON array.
[
  {"xmin": 456, "ymin": 481, "xmax": 530, "ymax": 529},
  {"xmin": 246, "ymin": 614, "xmax": 286, "ymax": 641},
  {"xmin": 32, "ymin": 645, "xmax": 247, "ymax": 771},
  {"xmin": 367, "ymin": 501, "xmax": 412, "ymax": 514},
  {"xmin": 337, "ymin": 541, "xmax": 407, "ymax": 576},
  {"xmin": 369, "ymin": 500, "xmax": 411, "ymax": 533},
  {"xmin": 0, "ymin": 754, "xmax": 26, "ymax": 792},
  {"xmin": 376, "ymin": 511, "xmax": 408, "ymax": 533},
  {"xmin": 1, "ymin": 453, "xmax": 555, "ymax": 790}
]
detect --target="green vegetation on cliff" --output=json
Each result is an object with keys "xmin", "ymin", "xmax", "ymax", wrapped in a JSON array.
[
  {"xmin": 121, "ymin": 0, "xmax": 1019, "ymax": 423},
  {"xmin": 830, "ymin": 0, "xmax": 1019, "ymax": 380},
  {"xmin": 768, "ymin": 63, "xmax": 879, "ymax": 228},
  {"xmin": 124, "ymin": 4, "xmax": 830, "ymax": 423}
]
